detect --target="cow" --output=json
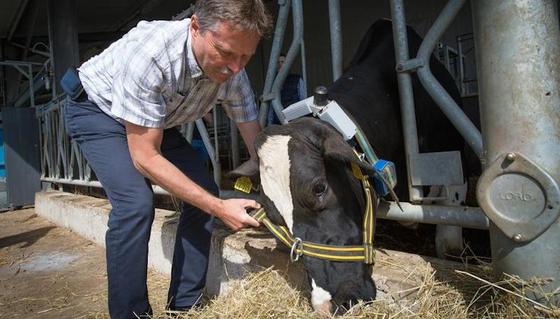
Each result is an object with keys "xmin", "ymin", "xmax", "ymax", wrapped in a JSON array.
[{"xmin": 231, "ymin": 19, "xmax": 469, "ymax": 315}]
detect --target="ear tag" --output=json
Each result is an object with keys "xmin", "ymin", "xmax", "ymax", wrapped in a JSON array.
[
  {"xmin": 351, "ymin": 162, "xmax": 365, "ymax": 180},
  {"xmin": 234, "ymin": 176, "xmax": 253, "ymax": 194}
]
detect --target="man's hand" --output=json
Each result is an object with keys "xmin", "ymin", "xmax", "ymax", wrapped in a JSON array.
[{"xmin": 213, "ymin": 198, "xmax": 261, "ymax": 231}]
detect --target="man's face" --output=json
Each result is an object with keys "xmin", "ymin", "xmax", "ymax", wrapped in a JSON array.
[
  {"xmin": 277, "ymin": 55, "xmax": 286, "ymax": 70},
  {"xmin": 191, "ymin": 15, "xmax": 261, "ymax": 83}
]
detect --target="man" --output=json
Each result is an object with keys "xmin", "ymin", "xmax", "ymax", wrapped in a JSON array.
[
  {"xmin": 267, "ymin": 54, "xmax": 305, "ymax": 125},
  {"xmin": 61, "ymin": 1, "xmax": 271, "ymax": 318}
]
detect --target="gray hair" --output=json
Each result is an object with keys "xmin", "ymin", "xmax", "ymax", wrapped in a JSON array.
[{"xmin": 194, "ymin": 0, "xmax": 272, "ymax": 37}]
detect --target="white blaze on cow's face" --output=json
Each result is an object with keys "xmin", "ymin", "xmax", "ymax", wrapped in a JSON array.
[{"xmin": 257, "ymin": 135, "xmax": 295, "ymax": 232}]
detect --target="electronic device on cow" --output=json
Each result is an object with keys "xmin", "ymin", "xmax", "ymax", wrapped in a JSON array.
[{"xmin": 283, "ymin": 86, "xmax": 398, "ymax": 203}]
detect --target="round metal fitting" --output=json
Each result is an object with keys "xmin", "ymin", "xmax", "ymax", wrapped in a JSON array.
[
  {"xmin": 290, "ymin": 237, "xmax": 303, "ymax": 262},
  {"xmin": 506, "ymin": 153, "xmax": 517, "ymax": 161},
  {"xmin": 477, "ymin": 152, "xmax": 560, "ymax": 242},
  {"xmin": 313, "ymin": 86, "xmax": 328, "ymax": 106}
]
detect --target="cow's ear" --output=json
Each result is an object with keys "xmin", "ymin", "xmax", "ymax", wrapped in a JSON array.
[
  {"xmin": 323, "ymin": 136, "xmax": 375, "ymax": 175},
  {"xmin": 228, "ymin": 158, "xmax": 261, "ymax": 184}
]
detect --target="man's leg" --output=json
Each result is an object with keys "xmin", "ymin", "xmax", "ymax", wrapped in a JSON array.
[
  {"xmin": 161, "ymin": 129, "xmax": 217, "ymax": 309},
  {"xmin": 64, "ymin": 99, "xmax": 154, "ymax": 319}
]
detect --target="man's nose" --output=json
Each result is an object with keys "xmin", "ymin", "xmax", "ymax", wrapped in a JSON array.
[{"xmin": 227, "ymin": 56, "xmax": 245, "ymax": 74}]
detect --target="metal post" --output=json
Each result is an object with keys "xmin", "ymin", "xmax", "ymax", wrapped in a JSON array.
[
  {"xmin": 389, "ymin": 0, "xmax": 422, "ymax": 202},
  {"xmin": 300, "ymin": 40, "xmax": 307, "ymax": 97},
  {"xmin": 27, "ymin": 64, "xmax": 34, "ymax": 108},
  {"xmin": 212, "ymin": 109, "xmax": 221, "ymax": 185},
  {"xmin": 257, "ymin": 0, "xmax": 291, "ymax": 127},
  {"xmin": 7, "ymin": 0, "xmax": 31, "ymax": 42},
  {"xmin": 195, "ymin": 118, "xmax": 221, "ymax": 186},
  {"xmin": 472, "ymin": 0, "xmax": 560, "ymax": 305},
  {"xmin": 457, "ymin": 35, "xmax": 466, "ymax": 96},
  {"xmin": 230, "ymin": 119, "xmax": 240, "ymax": 168},
  {"xmin": 269, "ymin": 0, "xmax": 304, "ymax": 125},
  {"xmin": 185, "ymin": 122, "xmax": 195, "ymax": 142},
  {"xmin": 328, "ymin": 0, "xmax": 342, "ymax": 81}
]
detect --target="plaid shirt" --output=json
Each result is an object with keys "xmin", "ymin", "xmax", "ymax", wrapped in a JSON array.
[{"xmin": 78, "ymin": 19, "xmax": 258, "ymax": 128}]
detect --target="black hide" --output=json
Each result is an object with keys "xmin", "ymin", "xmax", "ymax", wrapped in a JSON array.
[{"xmin": 328, "ymin": 19, "xmax": 476, "ymax": 201}]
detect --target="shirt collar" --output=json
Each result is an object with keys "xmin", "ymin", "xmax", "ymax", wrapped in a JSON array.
[{"xmin": 186, "ymin": 19, "xmax": 204, "ymax": 79}]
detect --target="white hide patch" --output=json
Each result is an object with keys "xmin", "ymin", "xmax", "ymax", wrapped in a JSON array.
[
  {"xmin": 311, "ymin": 279, "xmax": 333, "ymax": 312},
  {"xmin": 257, "ymin": 135, "xmax": 294, "ymax": 232}
]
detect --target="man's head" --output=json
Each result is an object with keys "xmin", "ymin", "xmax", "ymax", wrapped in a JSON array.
[
  {"xmin": 191, "ymin": 0, "xmax": 272, "ymax": 83},
  {"xmin": 277, "ymin": 54, "xmax": 286, "ymax": 70}
]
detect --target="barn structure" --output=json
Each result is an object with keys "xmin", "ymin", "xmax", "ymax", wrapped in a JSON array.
[{"xmin": 0, "ymin": 0, "xmax": 558, "ymax": 311}]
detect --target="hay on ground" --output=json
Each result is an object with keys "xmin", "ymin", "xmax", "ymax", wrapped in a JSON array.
[{"xmin": 154, "ymin": 262, "xmax": 559, "ymax": 319}]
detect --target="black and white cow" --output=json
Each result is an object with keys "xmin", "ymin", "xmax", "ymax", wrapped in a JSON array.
[{"xmin": 232, "ymin": 19, "xmax": 468, "ymax": 314}]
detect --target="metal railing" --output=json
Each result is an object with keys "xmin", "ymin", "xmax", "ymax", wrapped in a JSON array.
[
  {"xmin": 37, "ymin": 96, "xmax": 242, "ymax": 195},
  {"xmin": 35, "ymin": 0, "xmax": 489, "ymax": 235}
]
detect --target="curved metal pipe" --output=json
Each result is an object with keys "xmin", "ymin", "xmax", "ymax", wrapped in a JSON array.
[
  {"xmin": 269, "ymin": 0, "xmax": 304, "ymax": 125},
  {"xmin": 258, "ymin": 0, "xmax": 291, "ymax": 127},
  {"xmin": 414, "ymin": 0, "xmax": 483, "ymax": 157}
]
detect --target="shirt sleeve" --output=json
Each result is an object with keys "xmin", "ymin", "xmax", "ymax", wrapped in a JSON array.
[
  {"xmin": 219, "ymin": 69, "xmax": 258, "ymax": 123},
  {"xmin": 111, "ymin": 39, "xmax": 167, "ymax": 128}
]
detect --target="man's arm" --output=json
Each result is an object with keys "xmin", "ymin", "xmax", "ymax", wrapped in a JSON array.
[
  {"xmin": 236, "ymin": 119, "xmax": 261, "ymax": 160},
  {"xmin": 125, "ymin": 121, "xmax": 259, "ymax": 230}
]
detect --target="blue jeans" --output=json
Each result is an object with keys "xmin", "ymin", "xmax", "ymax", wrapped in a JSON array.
[{"xmin": 63, "ymin": 97, "xmax": 217, "ymax": 318}]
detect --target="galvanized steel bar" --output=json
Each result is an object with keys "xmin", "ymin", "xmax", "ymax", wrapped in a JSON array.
[
  {"xmin": 472, "ymin": 0, "xmax": 560, "ymax": 305},
  {"xmin": 185, "ymin": 122, "xmax": 195, "ymax": 142},
  {"xmin": 42, "ymin": 175, "xmax": 489, "ymax": 229},
  {"xmin": 7, "ymin": 0, "xmax": 31, "ymax": 42},
  {"xmin": 195, "ymin": 117, "xmax": 221, "ymax": 185},
  {"xmin": 300, "ymin": 41, "xmax": 308, "ymax": 97},
  {"xmin": 328, "ymin": 0, "xmax": 343, "ymax": 81},
  {"xmin": 378, "ymin": 201, "xmax": 488, "ymax": 230},
  {"xmin": 257, "ymin": 0, "xmax": 291, "ymax": 127},
  {"xmin": 42, "ymin": 177, "xmax": 170, "ymax": 195},
  {"xmin": 389, "ymin": 0, "xmax": 422, "ymax": 202},
  {"xmin": 269, "ymin": 0, "xmax": 304, "ymax": 125},
  {"xmin": 230, "ymin": 119, "xmax": 240, "ymax": 168},
  {"xmin": 414, "ymin": 0, "xmax": 483, "ymax": 157}
]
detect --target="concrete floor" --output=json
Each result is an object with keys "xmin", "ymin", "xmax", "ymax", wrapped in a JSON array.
[{"xmin": 0, "ymin": 208, "xmax": 169, "ymax": 318}]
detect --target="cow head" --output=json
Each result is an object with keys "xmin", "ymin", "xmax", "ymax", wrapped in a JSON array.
[{"xmin": 231, "ymin": 117, "xmax": 377, "ymax": 315}]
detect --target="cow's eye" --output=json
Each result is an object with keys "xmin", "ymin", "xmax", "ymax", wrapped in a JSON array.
[{"xmin": 312, "ymin": 182, "xmax": 328, "ymax": 197}]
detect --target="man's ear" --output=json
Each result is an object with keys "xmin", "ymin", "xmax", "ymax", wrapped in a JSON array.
[
  {"xmin": 190, "ymin": 14, "xmax": 200, "ymax": 37},
  {"xmin": 323, "ymin": 135, "xmax": 375, "ymax": 176},
  {"xmin": 228, "ymin": 158, "xmax": 260, "ymax": 185}
]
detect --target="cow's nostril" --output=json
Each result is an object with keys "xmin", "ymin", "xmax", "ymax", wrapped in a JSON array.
[{"xmin": 312, "ymin": 300, "xmax": 333, "ymax": 317}]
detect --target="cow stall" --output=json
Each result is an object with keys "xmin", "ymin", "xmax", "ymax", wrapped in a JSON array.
[{"xmin": 261, "ymin": 0, "xmax": 560, "ymax": 306}]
